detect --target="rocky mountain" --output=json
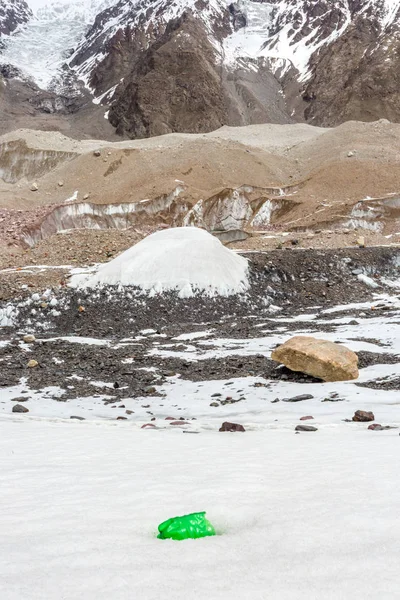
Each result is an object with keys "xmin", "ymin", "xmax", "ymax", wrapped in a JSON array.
[
  {"xmin": 0, "ymin": 0, "xmax": 32, "ymax": 36},
  {"xmin": 2, "ymin": 0, "xmax": 400, "ymax": 137}
]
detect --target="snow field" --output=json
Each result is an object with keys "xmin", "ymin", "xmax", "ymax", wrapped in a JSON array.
[{"xmin": 0, "ymin": 420, "xmax": 399, "ymax": 600}]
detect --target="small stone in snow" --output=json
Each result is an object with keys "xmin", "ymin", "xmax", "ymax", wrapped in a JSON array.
[
  {"xmin": 12, "ymin": 404, "xmax": 29, "ymax": 413},
  {"xmin": 126, "ymin": 410, "xmax": 134, "ymax": 415},
  {"xmin": 117, "ymin": 416, "xmax": 127, "ymax": 420},
  {"xmin": 300, "ymin": 416, "xmax": 314, "ymax": 421},
  {"xmin": 210, "ymin": 402, "xmax": 219, "ymax": 407},
  {"xmin": 141, "ymin": 423, "xmax": 156, "ymax": 429},
  {"xmin": 283, "ymin": 394, "xmax": 314, "ymax": 402},
  {"xmin": 145, "ymin": 386, "xmax": 156, "ymax": 394},
  {"xmin": 295, "ymin": 425, "xmax": 318, "ymax": 432},
  {"xmin": 353, "ymin": 410, "xmax": 374, "ymax": 422},
  {"xmin": 211, "ymin": 393, "xmax": 222, "ymax": 397},
  {"xmin": 70, "ymin": 415, "xmax": 85, "ymax": 421},
  {"xmin": 219, "ymin": 421, "xmax": 245, "ymax": 432},
  {"xmin": 23, "ymin": 334, "xmax": 36, "ymax": 343}
]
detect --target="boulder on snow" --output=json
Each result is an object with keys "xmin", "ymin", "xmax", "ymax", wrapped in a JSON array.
[
  {"xmin": 353, "ymin": 410, "xmax": 374, "ymax": 422},
  {"xmin": 271, "ymin": 336, "xmax": 358, "ymax": 382},
  {"xmin": 219, "ymin": 421, "xmax": 245, "ymax": 432},
  {"xmin": 13, "ymin": 404, "xmax": 29, "ymax": 413}
]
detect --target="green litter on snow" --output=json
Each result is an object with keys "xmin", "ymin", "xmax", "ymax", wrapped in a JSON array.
[{"xmin": 157, "ymin": 511, "xmax": 216, "ymax": 541}]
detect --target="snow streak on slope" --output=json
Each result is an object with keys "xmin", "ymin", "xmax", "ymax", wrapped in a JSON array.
[{"xmin": 0, "ymin": 0, "xmax": 114, "ymax": 89}]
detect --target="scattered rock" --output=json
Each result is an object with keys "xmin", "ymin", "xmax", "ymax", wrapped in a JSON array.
[
  {"xmin": 23, "ymin": 334, "xmax": 36, "ymax": 343},
  {"xmin": 27, "ymin": 359, "xmax": 38, "ymax": 368},
  {"xmin": 70, "ymin": 415, "xmax": 85, "ymax": 420},
  {"xmin": 58, "ymin": 181, "xmax": 64, "ymax": 187},
  {"xmin": 219, "ymin": 421, "xmax": 245, "ymax": 432},
  {"xmin": 347, "ymin": 150, "xmax": 355, "ymax": 157},
  {"xmin": 210, "ymin": 402, "xmax": 219, "ymax": 407},
  {"xmin": 271, "ymin": 336, "xmax": 359, "ymax": 382},
  {"xmin": 125, "ymin": 410, "xmax": 134, "ymax": 415},
  {"xmin": 211, "ymin": 393, "xmax": 222, "ymax": 397},
  {"xmin": 169, "ymin": 421, "xmax": 190, "ymax": 426},
  {"xmin": 356, "ymin": 236, "xmax": 365, "ymax": 248},
  {"xmin": 283, "ymin": 393, "xmax": 314, "ymax": 402},
  {"xmin": 78, "ymin": 305, "xmax": 85, "ymax": 313},
  {"xmin": 141, "ymin": 423, "xmax": 156, "ymax": 429},
  {"xmin": 12, "ymin": 404, "xmax": 29, "ymax": 413},
  {"xmin": 300, "ymin": 416, "xmax": 314, "ymax": 421},
  {"xmin": 117, "ymin": 416, "xmax": 128, "ymax": 420},
  {"xmin": 144, "ymin": 386, "xmax": 156, "ymax": 394},
  {"xmin": 10, "ymin": 396, "xmax": 29, "ymax": 402},
  {"xmin": 30, "ymin": 182, "xmax": 38, "ymax": 192},
  {"xmin": 93, "ymin": 150, "xmax": 101, "ymax": 157},
  {"xmin": 352, "ymin": 410, "xmax": 375, "ymax": 422},
  {"xmin": 295, "ymin": 424, "xmax": 318, "ymax": 432}
]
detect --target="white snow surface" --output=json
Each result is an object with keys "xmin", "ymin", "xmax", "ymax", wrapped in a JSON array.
[
  {"xmin": 0, "ymin": 421, "xmax": 400, "ymax": 600},
  {"xmin": 69, "ymin": 227, "xmax": 249, "ymax": 297}
]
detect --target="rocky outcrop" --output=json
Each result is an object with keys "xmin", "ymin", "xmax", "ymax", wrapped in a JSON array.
[
  {"xmin": 303, "ymin": 8, "xmax": 400, "ymax": 125},
  {"xmin": 271, "ymin": 336, "xmax": 359, "ymax": 382},
  {"xmin": 108, "ymin": 13, "xmax": 227, "ymax": 138},
  {"xmin": 3, "ymin": 0, "xmax": 400, "ymax": 137}
]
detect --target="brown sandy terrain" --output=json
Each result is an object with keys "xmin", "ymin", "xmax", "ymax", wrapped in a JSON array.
[{"xmin": 0, "ymin": 119, "xmax": 399, "ymax": 290}]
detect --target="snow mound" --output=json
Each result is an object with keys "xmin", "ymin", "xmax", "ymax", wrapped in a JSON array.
[{"xmin": 69, "ymin": 227, "xmax": 249, "ymax": 297}]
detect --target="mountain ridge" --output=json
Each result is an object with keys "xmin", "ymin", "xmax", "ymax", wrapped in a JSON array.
[{"xmin": 1, "ymin": 0, "xmax": 400, "ymax": 137}]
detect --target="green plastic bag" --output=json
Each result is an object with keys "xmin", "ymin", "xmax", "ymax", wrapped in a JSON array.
[{"xmin": 157, "ymin": 511, "xmax": 216, "ymax": 541}]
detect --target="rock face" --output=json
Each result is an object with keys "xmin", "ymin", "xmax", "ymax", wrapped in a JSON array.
[
  {"xmin": 271, "ymin": 336, "xmax": 359, "ymax": 382},
  {"xmin": 108, "ymin": 13, "xmax": 227, "ymax": 138}
]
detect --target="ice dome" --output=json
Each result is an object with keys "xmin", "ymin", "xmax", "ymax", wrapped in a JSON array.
[{"xmin": 69, "ymin": 227, "xmax": 249, "ymax": 297}]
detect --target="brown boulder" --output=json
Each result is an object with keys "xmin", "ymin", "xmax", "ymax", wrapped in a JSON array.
[
  {"xmin": 271, "ymin": 336, "xmax": 358, "ymax": 382},
  {"xmin": 353, "ymin": 410, "xmax": 375, "ymax": 422},
  {"xmin": 219, "ymin": 422, "xmax": 245, "ymax": 432}
]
